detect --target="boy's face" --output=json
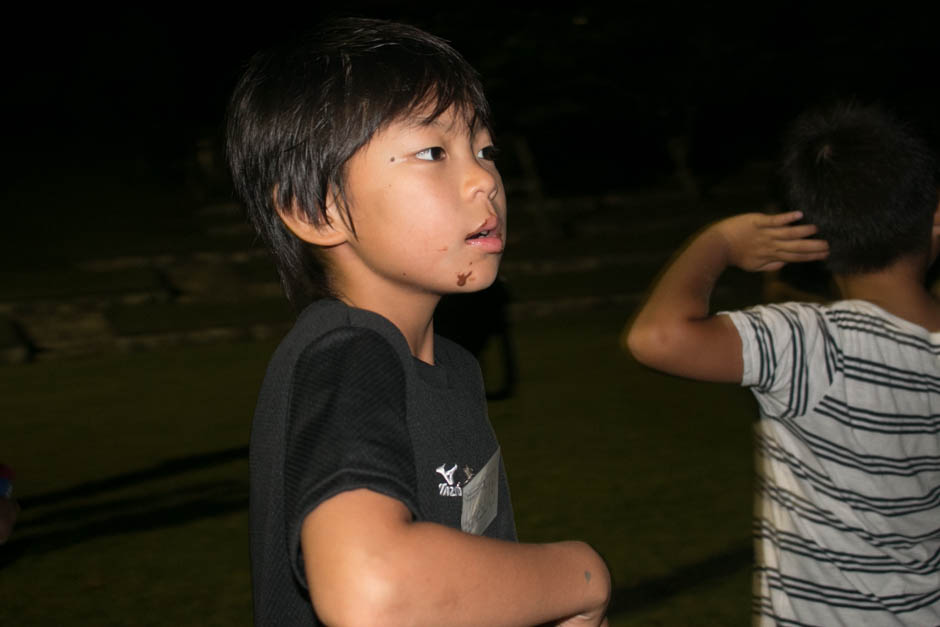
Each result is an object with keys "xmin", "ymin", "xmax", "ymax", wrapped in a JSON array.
[{"xmin": 332, "ymin": 106, "xmax": 507, "ymax": 302}]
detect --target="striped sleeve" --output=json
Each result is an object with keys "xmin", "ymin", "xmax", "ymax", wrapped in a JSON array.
[{"xmin": 723, "ymin": 304, "xmax": 835, "ymax": 419}]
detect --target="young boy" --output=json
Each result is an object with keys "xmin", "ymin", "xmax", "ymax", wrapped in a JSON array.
[
  {"xmin": 226, "ymin": 18, "xmax": 610, "ymax": 626},
  {"xmin": 627, "ymin": 102, "xmax": 940, "ymax": 625}
]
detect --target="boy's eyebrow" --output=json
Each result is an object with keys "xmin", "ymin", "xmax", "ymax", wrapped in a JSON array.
[
  {"xmin": 411, "ymin": 115, "xmax": 458, "ymax": 132},
  {"xmin": 403, "ymin": 108, "xmax": 481, "ymax": 134},
  {"xmin": 392, "ymin": 108, "xmax": 489, "ymax": 143}
]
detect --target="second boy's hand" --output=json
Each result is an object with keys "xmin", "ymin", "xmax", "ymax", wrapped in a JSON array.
[{"xmin": 714, "ymin": 210, "xmax": 830, "ymax": 272}]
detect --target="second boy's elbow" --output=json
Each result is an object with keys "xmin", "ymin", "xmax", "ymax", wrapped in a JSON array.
[{"xmin": 624, "ymin": 319, "xmax": 682, "ymax": 370}]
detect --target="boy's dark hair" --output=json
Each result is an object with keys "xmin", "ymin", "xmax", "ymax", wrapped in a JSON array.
[
  {"xmin": 778, "ymin": 102, "xmax": 939, "ymax": 275},
  {"xmin": 226, "ymin": 18, "xmax": 492, "ymax": 307}
]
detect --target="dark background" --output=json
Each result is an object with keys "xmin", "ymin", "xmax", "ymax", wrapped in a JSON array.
[{"xmin": 4, "ymin": 3, "xmax": 940, "ymax": 250}]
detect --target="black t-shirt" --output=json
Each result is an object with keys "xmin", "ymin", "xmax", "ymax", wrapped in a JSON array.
[{"xmin": 249, "ymin": 299, "xmax": 517, "ymax": 626}]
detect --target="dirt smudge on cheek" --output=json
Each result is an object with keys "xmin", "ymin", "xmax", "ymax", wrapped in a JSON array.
[
  {"xmin": 438, "ymin": 246, "xmax": 449, "ymax": 252},
  {"xmin": 456, "ymin": 271, "xmax": 473, "ymax": 286}
]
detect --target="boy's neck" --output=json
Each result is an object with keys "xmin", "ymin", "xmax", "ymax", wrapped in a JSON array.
[
  {"xmin": 339, "ymin": 289, "xmax": 439, "ymax": 364},
  {"xmin": 325, "ymin": 248, "xmax": 440, "ymax": 364},
  {"xmin": 834, "ymin": 254, "xmax": 940, "ymax": 332}
]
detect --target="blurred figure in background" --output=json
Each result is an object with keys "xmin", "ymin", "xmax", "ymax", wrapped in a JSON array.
[{"xmin": 0, "ymin": 463, "xmax": 18, "ymax": 544}]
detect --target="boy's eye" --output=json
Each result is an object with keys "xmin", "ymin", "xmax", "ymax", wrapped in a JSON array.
[
  {"xmin": 415, "ymin": 147, "xmax": 446, "ymax": 161},
  {"xmin": 476, "ymin": 145, "xmax": 499, "ymax": 161}
]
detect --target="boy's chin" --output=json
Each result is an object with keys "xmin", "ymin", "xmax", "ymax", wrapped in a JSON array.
[
  {"xmin": 447, "ymin": 255, "xmax": 503, "ymax": 292},
  {"xmin": 447, "ymin": 269, "xmax": 499, "ymax": 292}
]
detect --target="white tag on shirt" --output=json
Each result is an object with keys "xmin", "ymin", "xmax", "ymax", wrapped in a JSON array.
[{"xmin": 461, "ymin": 447, "xmax": 500, "ymax": 535}]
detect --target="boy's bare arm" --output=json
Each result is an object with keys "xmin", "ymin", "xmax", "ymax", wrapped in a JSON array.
[
  {"xmin": 302, "ymin": 489, "xmax": 610, "ymax": 627},
  {"xmin": 625, "ymin": 211, "xmax": 828, "ymax": 382}
]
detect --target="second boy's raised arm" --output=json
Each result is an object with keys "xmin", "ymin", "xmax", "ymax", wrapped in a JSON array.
[{"xmin": 625, "ymin": 211, "xmax": 828, "ymax": 382}]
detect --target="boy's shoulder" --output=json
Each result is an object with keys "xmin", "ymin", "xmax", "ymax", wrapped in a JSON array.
[
  {"xmin": 252, "ymin": 299, "xmax": 415, "ymax": 437},
  {"xmin": 283, "ymin": 298, "xmax": 478, "ymax": 368},
  {"xmin": 261, "ymin": 299, "xmax": 479, "ymax": 390},
  {"xmin": 255, "ymin": 299, "xmax": 485, "ymax": 426},
  {"xmin": 272, "ymin": 298, "xmax": 413, "ymax": 371}
]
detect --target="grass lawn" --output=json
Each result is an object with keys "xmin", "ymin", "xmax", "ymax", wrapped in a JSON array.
[{"xmin": 0, "ymin": 306, "xmax": 757, "ymax": 625}]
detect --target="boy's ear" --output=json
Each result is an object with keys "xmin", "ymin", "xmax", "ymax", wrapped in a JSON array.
[{"xmin": 276, "ymin": 196, "xmax": 348, "ymax": 247}]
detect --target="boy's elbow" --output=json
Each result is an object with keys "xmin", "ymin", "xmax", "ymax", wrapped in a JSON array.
[
  {"xmin": 313, "ymin": 583, "xmax": 396, "ymax": 627},
  {"xmin": 622, "ymin": 321, "xmax": 646, "ymax": 360},
  {"xmin": 310, "ymin": 555, "xmax": 415, "ymax": 627},
  {"xmin": 624, "ymin": 320, "xmax": 683, "ymax": 371}
]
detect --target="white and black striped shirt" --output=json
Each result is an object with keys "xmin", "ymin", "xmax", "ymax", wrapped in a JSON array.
[{"xmin": 725, "ymin": 300, "xmax": 940, "ymax": 626}]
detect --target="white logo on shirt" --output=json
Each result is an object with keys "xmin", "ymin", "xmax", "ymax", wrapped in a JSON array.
[
  {"xmin": 436, "ymin": 463, "xmax": 462, "ymax": 497},
  {"xmin": 436, "ymin": 463, "xmax": 457, "ymax": 485}
]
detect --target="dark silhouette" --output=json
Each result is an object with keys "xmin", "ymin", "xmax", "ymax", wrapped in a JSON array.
[{"xmin": 435, "ymin": 278, "xmax": 518, "ymax": 400}]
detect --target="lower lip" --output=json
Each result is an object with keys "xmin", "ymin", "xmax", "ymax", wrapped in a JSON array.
[{"xmin": 466, "ymin": 235, "xmax": 504, "ymax": 253}]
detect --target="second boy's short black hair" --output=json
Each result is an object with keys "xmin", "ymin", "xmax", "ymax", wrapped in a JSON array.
[
  {"xmin": 777, "ymin": 102, "xmax": 939, "ymax": 275},
  {"xmin": 226, "ymin": 17, "xmax": 492, "ymax": 307}
]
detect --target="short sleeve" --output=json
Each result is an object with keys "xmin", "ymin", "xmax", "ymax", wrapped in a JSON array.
[
  {"xmin": 722, "ymin": 304, "xmax": 833, "ymax": 419},
  {"xmin": 283, "ymin": 327, "xmax": 419, "ymax": 587}
]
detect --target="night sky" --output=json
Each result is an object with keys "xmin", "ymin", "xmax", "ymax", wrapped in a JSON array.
[{"xmin": 5, "ymin": 5, "xmax": 940, "ymax": 199}]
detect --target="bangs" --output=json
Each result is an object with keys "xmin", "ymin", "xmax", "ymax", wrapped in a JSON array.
[{"xmin": 344, "ymin": 46, "xmax": 492, "ymax": 141}]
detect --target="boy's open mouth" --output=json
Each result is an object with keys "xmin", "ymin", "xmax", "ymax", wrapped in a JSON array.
[
  {"xmin": 466, "ymin": 215, "xmax": 501, "ymax": 241},
  {"xmin": 464, "ymin": 216, "xmax": 504, "ymax": 253}
]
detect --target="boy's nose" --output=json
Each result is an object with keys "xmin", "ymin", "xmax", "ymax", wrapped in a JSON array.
[{"xmin": 463, "ymin": 159, "xmax": 501, "ymax": 202}]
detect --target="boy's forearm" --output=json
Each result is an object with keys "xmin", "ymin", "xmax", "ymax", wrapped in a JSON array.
[
  {"xmin": 386, "ymin": 523, "xmax": 610, "ymax": 626},
  {"xmin": 305, "ymin": 491, "xmax": 609, "ymax": 627}
]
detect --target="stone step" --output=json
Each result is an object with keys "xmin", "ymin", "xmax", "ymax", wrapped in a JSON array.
[
  {"xmin": 0, "ymin": 180, "xmax": 772, "ymax": 363},
  {"xmin": 11, "ymin": 294, "xmax": 645, "ymax": 362}
]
